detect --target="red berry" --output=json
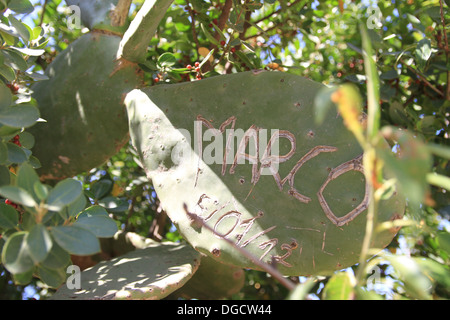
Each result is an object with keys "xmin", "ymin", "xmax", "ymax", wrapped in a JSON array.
[
  {"xmin": 6, "ymin": 83, "xmax": 19, "ymax": 94},
  {"xmin": 231, "ymin": 47, "xmax": 236, "ymax": 53},
  {"xmin": 186, "ymin": 64, "xmax": 192, "ymax": 69},
  {"xmin": 220, "ymin": 40, "xmax": 226, "ymax": 46},
  {"xmin": 153, "ymin": 77, "xmax": 159, "ymax": 83},
  {"xmin": 195, "ymin": 67, "xmax": 200, "ymax": 73},
  {"xmin": 11, "ymin": 135, "xmax": 21, "ymax": 147},
  {"xmin": 5, "ymin": 199, "xmax": 18, "ymax": 209},
  {"xmin": 194, "ymin": 62, "xmax": 200, "ymax": 67}
]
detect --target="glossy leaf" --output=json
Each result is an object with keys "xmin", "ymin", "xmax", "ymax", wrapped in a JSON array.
[
  {"xmin": 0, "ymin": 185, "xmax": 37, "ymax": 207},
  {"xmin": 0, "ymin": 203, "xmax": 19, "ymax": 230},
  {"xmin": 41, "ymin": 240, "xmax": 71, "ymax": 270},
  {"xmin": 1, "ymin": 231, "xmax": 34, "ymax": 274},
  {"xmin": 7, "ymin": 0, "xmax": 34, "ymax": 14},
  {"xmin": 26, "ymin": 223, "xmax": 52, "ymax": 263},
  {"xmin": 46, "ymin": 179, "xmax": 83, "ymax": 211},
  {"xmin": 16, "ymin": 162, "xmax": 41, "ymax": 202},
  {"xmin": 50, "ymin": 226, "xmax": 100, "ymax": 256},
  {"xmin": 0, "ymin": 83, "xmax": 12, "ymax": 109},
  {"xmin": 74, "ymin": 215, "xmax": 118, "ymax": 238},
  {"xmin": 322, "ymin": 271, "xmax": 356, "ymax": 300},
  {"xmin": 6, "ymin": 142, "xmax": 29, "ymax": 163},
  {"xmin": 0, "ymin": 105, "xmax": 40, "ymax": 128},
  {"xmin": 36, "ymin": 265, "xmax": 67, "ymax": 289},
  {"xmin": 381, "ymin": 254, "xmax": 433, "ymax": 300}
]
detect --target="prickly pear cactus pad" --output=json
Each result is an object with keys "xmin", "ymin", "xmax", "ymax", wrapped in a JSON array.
[
  {"xmin": 50, "ymin": 240, "xmax": 201, "ymax": 300},
  {"xmin": 29, "ymin": 32, "xmax": 142, "ymax": 180},
  {"xmin": 126, "ymin": 71, "xmax": 405, "ymax": 276},
  {"xmin": 170, "ymin": 256, "xmax": 245, "ymax": 300}
]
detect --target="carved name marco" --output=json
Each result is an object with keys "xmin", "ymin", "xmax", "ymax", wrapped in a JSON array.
[{"xmin": 194, "ymin": 114, "xmax": 369, "ymax": 227}]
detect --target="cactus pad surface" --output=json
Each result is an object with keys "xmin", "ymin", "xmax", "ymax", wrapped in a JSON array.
[
  {"xmin": 126, "ymin": 71, "xmax": 405, "ymax": 276},
  {"xmin": 29, "ymin": 32, "xmax": 142, "ymax": 180},
  {"xmin": 50, "ymin": 239, "xmax": 201, "ymax": 300}
]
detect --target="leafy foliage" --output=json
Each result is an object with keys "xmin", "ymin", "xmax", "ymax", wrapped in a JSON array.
[{"xmin": 0, "ymin": 0, "xmax": 449, "ymax": 300}]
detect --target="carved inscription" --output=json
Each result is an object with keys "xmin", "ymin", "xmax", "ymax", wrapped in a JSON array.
[
  {"xmin": 194, "ymin": 115, "xmax": 369, "ymax": 226},
  {"xmin": 193, "ymin": 194, "xmax": 278, "ymax": 262},
  {"xmin": 187, "ymin": 115, "xmax": 370, "ymax": 268}
]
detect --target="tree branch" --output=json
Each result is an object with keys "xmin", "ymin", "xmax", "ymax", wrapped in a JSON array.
[
  {"xmin": 110, "ymin": 0, "xmax": 132, "ymax": 27},
  {"xmin": 185, "ymin": 0, "xmax": 200, "ymax": 50},
  {"xmin": 401, "ymin": 58, "xmax": 445, "ymax": 98},
  {"xmin": 253, "ymin": 0, "xmax": 303, "ymax": 26},
  {"xmin": 39, "ymin": 0, "xmax": 49, "ymax": 27},
  {"xmin": 214, "ymin": 0, "xmax": 233, "ymax": 42},
  {"xmin": 439, "ymin": 0, "xmax": 450, "ymax": 100}
]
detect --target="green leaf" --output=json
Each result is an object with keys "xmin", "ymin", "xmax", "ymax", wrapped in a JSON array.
[
  {"xmin": 98, "ymin": 196, "xmax": 129, "ymax": 213},
  {"xmin": 427, "ymin": 173, "xmax": 450, "ymax": 191},
  {"xmin": 378, "ymin": 127, "xmax": 432, "ymax": 219},
  {"xmin": 0, "ymin": 64, "xmax": 16, "ymax": 82},
  {"xmin": 415, "ymin": 38, "xmax": 432, "ymax": 70},
  {"xmin": 0, "ymin": 83, "xmax": 13, "ymax": 109},
  {"xmin": 37, "ymin": 265, "xmax": 67, "ymax": 289},
  {"xmin": 426, "ymin": 143, "xmax": 450, "ymax": 159},
  {"xmin": 157, "ymin": 52, "xmax": 177, "ymax": 68},
  {"xmin": 26, "ymin": 223, "xmax": 52, "ymax": 264},
  {"xmin": 242, "ymin": 41, "xmax": 255, "ymax": 53},
  {"xmin": 199, "ymin": 48, "xmax": 214, "ymax": 68},
  {"xmin": 314, "ymin": 85, "xmax": 338, "ymax": 125},
  {"xmin": 0, "ymin": 22, "xmax": 21, "ymax": 39},
  {"xmin": 360, "ymin": 24, "xmax": 380, "ymax": 139},
  {"xmin": 200, "ymin": 23, "xmax": 220, "ymax": 46},
  {"xmin": 41, "ymin": 240, "xmax": 70, "ymax": 270},
  {"xmin": 16, "ymin": 162, "xmax": 41, "ymax": 202},
  {"xmin": 0, "ymin": 185, "xmax": 37, "ymax": 207},
  {"xmin": 437, "ymin": 231, "xmax": 450, "ymax": 255},
  {"xmin": 6, "ymin": 142, "xmax": 29, "ymax": 163},
  {"xmin": 2, "ymin": 48, "xmax": 29, "ymax": 71},
  {"xmin": 0, "ymin": 141, "xmax": 7, "ymax": 164},
  {"xmin": 24, "ymin": 71, "xmax": 49, "ymax": 81},
  {"xmin": 322, "ymin": 271, "xmax": 356, "ymax": 300},
  {"xmin": 0, "ymin": 165, "xmax": 11, "ymax": 186},
  {"xmin": 7, "ymin": 0, "xmax": 34, "ymax": 14},
  {"xmin": 7, "ymin": 15, "xmax": 30, "ymax": 42},
  {"xmin": 90, "ymin": 179, "xmax": 112, "ymax": 200},
  {"xmin": 31, "ymin": 26, "xmax": 43, "ymax": 41},
  {"xmin": 12, "ymin": 269, "xmax": 33, "ymax": 286},
  {"xmin": 414, "ymin": 257, "xmax": 450, "ymax": 289},
  {"xmin": 74, "ymin": 215, "xmax": 118, "ymax": 238},
  {"xmin": 33, "ymin": 181, "xmax": 48, "ymax": 201},
  {"xmin": 50, "ymin": 226, "xmax": 100, "ymax": 256},
  {"xmin": 78, "ymin": 205, "xmax": 109, "ymax": 218},
  {"xmin": 66, "ymin": 193, "xmax": 87, "ymax": 217},
  {"xmin": 46, "ymin": 179, "xmax": 82, "ymax": 211},
  {"xmin": 287, "ymin": 277, "xmax": 317, "ymax": 300},
  {"xmin": 10, "ymin": 46, "xmax": 45, "ymax": 56},
  {"xmin": 0, "ymin": 104, "xmax": 40, "ymax": 128},
  {"xmin": 0, "ymin": 124, "xmax": 21, "ymax": 137},
  {"xmin": 17, "ymin": 131, "xmax": 35, "ymax": 149},
  {"xmin": 1, "ymin": 231, "xmax": 34, "ymax": 274},
  {"xmin": 0, "ymin": 203, "xmax": 19, "ymax": 230},
  {"xmin": 381, "ymin": 253, "xmax": 433, "ymax": 300}
]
